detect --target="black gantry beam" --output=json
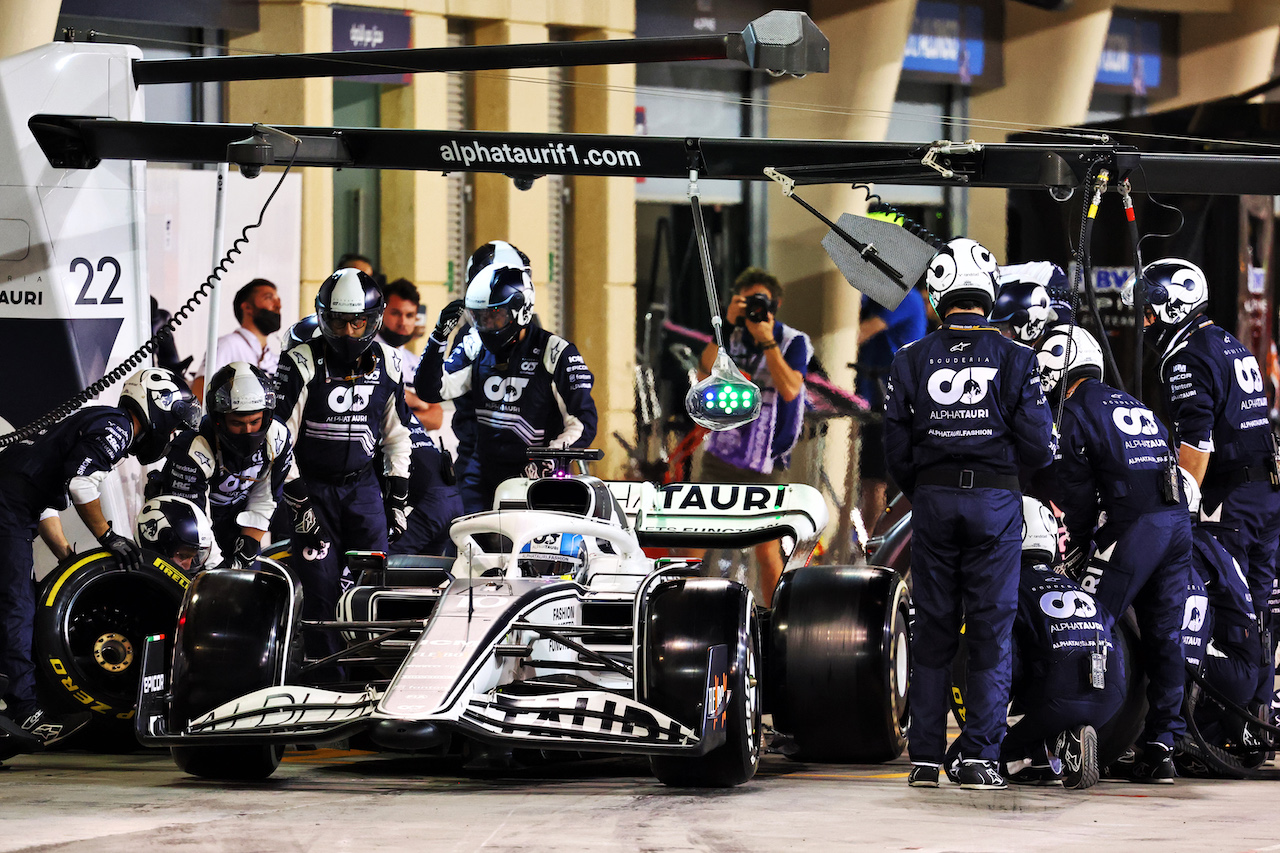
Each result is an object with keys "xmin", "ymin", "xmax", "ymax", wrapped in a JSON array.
[
  {"xmin": 28, "ymin": 115, "xmax": 1280, "ymax": 196},
  {"xmin": 132, "ymin": 36, "xmax": 735, "ymax": 85},
  {"xmin": 131, "ymin": 10, "xmax": 829, "ymax": 84}
]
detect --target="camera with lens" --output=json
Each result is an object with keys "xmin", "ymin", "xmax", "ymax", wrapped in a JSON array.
[{"xmin": 739, "ymin": 292, "xmax": 777, "ymax": 325}]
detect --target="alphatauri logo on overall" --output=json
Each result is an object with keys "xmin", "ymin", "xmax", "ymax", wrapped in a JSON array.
[
  {"xmin": 1235, "ymin": 356, "xmax": 1264, "ymax": 395},
  {"xmin": 1111, "ymin": 406, "xmax": 1160, "ymax": 436},
  {"xmin": 927, "ymin": 367, "xmax": 998, "ymax": 405},
  {"xmin": 484, "ymin": 376, "xmax": 531, "ymax": 402}
]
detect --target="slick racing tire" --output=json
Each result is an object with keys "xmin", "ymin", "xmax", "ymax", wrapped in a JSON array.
[
  {"xmin": 168, "ymin": 566, "xmax": 299, "ymax": 780},
  {"xmin": 768, "ymin": 565, "xmax": 910, "ymax": 763},
  {"xmin": 641, "ymin": 577, "xmax": 762, "ymax": 788},
  {"xmin": 35, "ymin": 548, "xmax": 190, "ymax": 745},
  {"xmin": 949, "ymin": 609, "xmax": 1147, "ymax": 771}
]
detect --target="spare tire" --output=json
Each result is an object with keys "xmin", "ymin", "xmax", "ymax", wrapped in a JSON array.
[{"xmin": 768, "ymin": 565, "xmax": 910, "ymax": 763}]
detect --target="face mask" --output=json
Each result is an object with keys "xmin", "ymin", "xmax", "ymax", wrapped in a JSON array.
[
  {"xmin": 254, "ymin": 308, "xmax": 282, "ymax": 334},
  {"xmin": 380, "ymin": 327, "xmax": 412, "ymax": 348}
]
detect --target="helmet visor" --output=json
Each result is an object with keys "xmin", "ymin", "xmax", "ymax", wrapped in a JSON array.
[
  {"xmin": 467, "ymin": 307, "xmax": 514, "ymax": 333},
  {"xmin": 323, "ymin": 311, "xmax": 373, "ymax": 337}
]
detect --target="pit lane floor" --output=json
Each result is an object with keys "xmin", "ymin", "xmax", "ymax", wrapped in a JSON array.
[{"xmin": 2, "ymin": 747, "xmax": 1277, "ymax": 852}]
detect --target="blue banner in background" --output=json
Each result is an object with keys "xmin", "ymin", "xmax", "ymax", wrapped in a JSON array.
[
  {"xmin": 1096, "ymin": 16, "xmax": 1163, "ymax": 93},
  {"xmin": 903, "ymin": 1, "xmax": 985, "ymax": 82},
  {"xmin": 332, "ymin": 6, "xmax": 412, "ymax": 84}
]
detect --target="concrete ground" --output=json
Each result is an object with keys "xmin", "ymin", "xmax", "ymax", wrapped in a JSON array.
[{"xmin": 2, "ymin": 747, "xmax": 1277, "ymax": 853}]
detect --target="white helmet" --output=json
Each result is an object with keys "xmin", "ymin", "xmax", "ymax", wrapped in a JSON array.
[
  {"xmin": 1180, "ymin": 467, "xmax": 1201, "ymax": 517},
  {"xmin": 135, "ymin": 495, "xmax": 215, "ymax": 573},
  {"xmin": 925, "ymin": 238, "xmax": 999, "ymax": 316},
  {"xmin": 1022, "ymin": 496, "xmax": 1057, "ymax": 564},
  {"xmin": 1121, "ymin": 258, "xmax": 1209, "ymax": 349},
  {"xmin": 1034, "ymin": 325, "xmax": 1104, "ymax": 396}
]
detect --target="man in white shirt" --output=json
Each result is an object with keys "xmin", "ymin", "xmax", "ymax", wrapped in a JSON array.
[
  {"xmin": 379, "ymin": 278, "xmax": 442, "ymax": 431},
  {"xmin": 192, "ymin": 278, "xmax": 282, "ymax": 400}
]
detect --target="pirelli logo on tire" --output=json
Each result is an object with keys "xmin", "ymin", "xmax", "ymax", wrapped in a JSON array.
[{"xmin": 47, "ymin": 657, "xmax": 133, "ymax": 719}]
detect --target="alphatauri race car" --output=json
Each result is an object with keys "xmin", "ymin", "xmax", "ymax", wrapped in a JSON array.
[{"xmin": 134, "ymin": 468, "xmax": 910, "ymax": 786}]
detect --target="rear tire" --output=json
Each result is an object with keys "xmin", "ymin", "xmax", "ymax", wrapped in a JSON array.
[
  {"xmin": 768, "ymin": 566, "xmax": 910, "ymax": 763},
  {"xmin": 642, "ymin": 578, "xmax": 761, "ymax": 787},
  {"xmin": 168, "ymin": 567, "xmax": 299, "ymax": 780}
]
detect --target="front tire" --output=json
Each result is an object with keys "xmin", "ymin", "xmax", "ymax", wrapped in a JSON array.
[
  {"xmin": 641, "ymin": 578, "xmax": 761, "ymax": 787},
  {"xmin": 35, "ymin": 549, "xmax": 189, "ymax": 747},
  {"xmin": 168, "ymin": 566, "xmax": 299, "ymax": 780}
]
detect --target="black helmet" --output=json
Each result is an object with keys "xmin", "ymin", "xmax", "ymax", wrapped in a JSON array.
[
  {"xmin": 119, "ymin": 368, "xmax": 201, "ymax": 464},
  {"xmin": 466, "ymin": 240, "xmax": 531, "ymax": 285},
  {"xmin": 207, "ymin": 361, "xmax": 275, "ymax": 465},
  {"xmin": 991, "ymin": 282, "xmax": 1054, "ymax": 344},
  {"xmin": 465, "ymin": 264, "xmax": 535, "ymax": 355},
  {"xmin": 315, "ymin": 268, "xmax": 385, "ymax": 363},
  {"xmin": 134, "ymin": 495, "xmax": 214, "ymax": 573},
  {"xmin": 284, "ymin": 313, "xmax": 321, "ymax": 352}
]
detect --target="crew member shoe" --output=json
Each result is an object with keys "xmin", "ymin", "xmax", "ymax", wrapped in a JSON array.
[
  {"xmin": 1005, "ymin": 757, "xmax": 1063, "ymax": 786},
  {"xmin": 908, "ymin": 763, "xmax": 940, "ymax": 787},
  {"xmin": 1055, "ymin": 725, "xmax": 1099, "ymax": 789},
  {"xmin": 10, "ymin": 706, "xmax": 92, "ymax": 749},
  {"xmin": 1130, "ymin": 741, "xmax": 1176, "ymax": 784},
  {"xmin": 957, "ymin": 759, "xmax": 1008, "ymax": 790},
  {"xmin": 944, "ymin": 740, "xmax": 963, "ymax": 784},
  {"xmin": 0, "ymin": 716, "xmax": 41, "ymax": 761}
]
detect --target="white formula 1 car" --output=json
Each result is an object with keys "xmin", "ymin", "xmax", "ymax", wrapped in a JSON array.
[{"xmin": 137, "ymin": 468, "xmax": 910, "ymax": 786}]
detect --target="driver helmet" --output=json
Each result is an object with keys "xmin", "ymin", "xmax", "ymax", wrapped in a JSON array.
[
  {"xmin": 1021, "ymin": 496, "xmax": 1057, "ymax": 566},
  {"xmin": 134, "ymin": 495, "xmax": 214, "ymax": 573},
  {"xmin": 518, "ymin": 533, "xmax": 588, "ymax": 581},
  {"xmin": 925, "ymin": 238, "xmax": 999, "ymax": 317},
  {"xmin": 206, "ymin": 362, "xmax": 275, "ymax": 466},
  {"xmin": 315, "ymin": 268, "xmax": 385, "ymax": 363},
  {"xmin": 1033, "ymin": 325, "xmax": 1104, "ymax": 398},
  {"xmin": 465, "ymin": 263, "xmax": 535, "ymax": 356},
  {"xmin": 119, "ymin": 368, "xmax": 202, "ymax": 464}
]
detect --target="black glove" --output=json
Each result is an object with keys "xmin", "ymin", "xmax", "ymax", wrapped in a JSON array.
[
  {"xmin": 97, "ymin": 524, "xmax": 143, "ymax": 572},
  {"xmin": 433, "ymin": 299, "xmax": 466, "ymax": 340},
  {"xmin": 222, "ymin": 533, "xmax": 261, "ymax": 571},
  {"xmin": 385, "ymin": 476, "xmax": 410, "ymax": 543},
  {"xmin": 283, "ymin": 480, "xmax": 321, "ymax": 538}
]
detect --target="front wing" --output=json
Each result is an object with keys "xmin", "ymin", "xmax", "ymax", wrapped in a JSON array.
[{"xmin": 135, "ymin": 635, "xmax": 726, "ymax": 756}]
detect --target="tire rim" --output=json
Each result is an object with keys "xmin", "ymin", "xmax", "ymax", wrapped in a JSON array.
[{"xmin": 92, "ymin": 632, "xmax": 134, "ymax": 673}]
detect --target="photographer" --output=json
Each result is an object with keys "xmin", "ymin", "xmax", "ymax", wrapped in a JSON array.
[{"xmin": 697, "ymin": 268, "xmax": 811, "ymax": 606}]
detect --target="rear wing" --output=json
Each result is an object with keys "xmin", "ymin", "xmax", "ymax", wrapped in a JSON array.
[
  {"xmin": 493, "ymin": 477, "xmax": 829, "ymax": 571},
  {"xmin": 610, "ymin": 481, "xmax": 828, "ymax": 572}
]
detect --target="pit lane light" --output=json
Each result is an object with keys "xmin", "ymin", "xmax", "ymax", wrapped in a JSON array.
[{"xmin": 687, "ymin": 351, "xmax": 762, "ymax": 431}]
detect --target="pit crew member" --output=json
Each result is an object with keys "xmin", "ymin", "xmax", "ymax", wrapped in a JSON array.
[
  {"xmin": 1034, "ymin": 324, "xmax": 1190, "ymax": 783},
  {"xmin": 275, "ymin": 269, "xmax": 412, "ymax": 658},
  {"xmin": 885, "ymin": 237, "xmax": 1056, "ymax": 790},
  {"xmin": 416, "ymin": 246, "xmax": 598, "ymax": 514},
  {"xmin": 0, "ymin": 368, "xmax": 198, "ymax": 754},
  {"xmin": 1126, "ymin": 258, "xmax": 1280, "ymax": 712},
  {"xmin": 152, "ymin": 362, "xmax": 291, "ymax": 570},
  {"xmin": 998, "ymin": 497, "xmax": 1122, "ymax": 789}
]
